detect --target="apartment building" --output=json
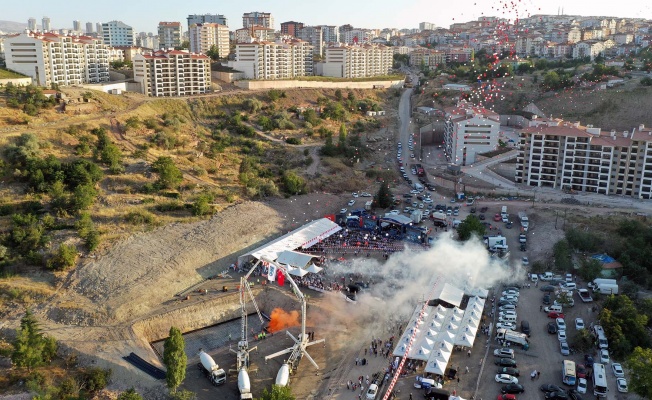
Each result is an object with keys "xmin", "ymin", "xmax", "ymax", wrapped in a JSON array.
[
  {"xmin": 42, "ymin": 17, "xmax": 51, "ymax": 32},
  {"xmin": 515, "ymin": 122, "xmax": 652, "ymax": 199},
  {"xmin": 187, "ymin": 14, "xmax": 228, "ymax": 29},
  {"xmin": 342, "ymin": 29, "xmax": 374, "ymax": 44},
  {"xmin": 235, "ymin": 25, "xmax": 275, "ymax": 43},
  {"xmin": 322, "ymin": 43, "xmax": 393, "ymax": 78},
  {"xmin": 158, "ymin": 22, "xmax": 182, "ymax": 49},
  {"xmin": 281, "ymin": 21, "xmax": 304, "ymax": 37},
  {"xmin": 298, "ymin": 26, "xmax": 324, "ymax": 55},
  {"xmin": 242, "ymin": 12, "xmax": 274, "ymax": 29},
  {"xmin": 101, "ymin": 20, "xmax": 134, "ymax": 46},
  {"xmin": 443, "ymin": 105, "xmax": 500, "ymax": 166},
  {"xmin": 132, "ymin": 49, "xmax": 211, "ymax": 97},
  {"xmin": 409, "ymin": 48, "xmax": 445, "ymax": 70},
  {"xmin": 189, "ymin": 23, "xmax": 229, "ymax": 58},
  {"xmin": 319, "ymin": 25, "xmax": 340, "ymax": 44},
  {"xmin": 419, "ymin": 22, "xmax": 437, "ymax": 31},
  {"xmin": 230, "ymin": 40, "xmax": 313, "ymax": 80},
  {"xmin": 4, "ymin": 31, "xmax": 109, "ymax": 87},
  {"xmin": 28, "ymin": 18, "xmax": 37, "ymax": 31}
]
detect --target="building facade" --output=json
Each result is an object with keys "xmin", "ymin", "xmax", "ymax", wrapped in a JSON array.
[
  {"xmin": 187, "ymin": 14, "xmax": 228, "ymax": 29},
  {"xmin": 322, "ymin": 44, "xmax": 393, "ymax": 78},
  {"xmin": 101, "ymin": 20, "xmax": 134, "ymax": 46},
  {"xmin": 298, "ymin": 26, "xmax": 324, "ymax": 56},
  {"xmin": 158, "ymin": 22, "xmax": 182, "ymax": 49},
  {"xmin": 4, "ymin": 31, "xmax": 109, "ymax": 87},
  {"xmin": 409, "ymin": 48, "xmax": 446, "ymax": 70},
  {"xmin": 443, "ymin": 105, "xmax": 500, "ymax": 165},
  {"xmin": 28, "ymin": 18, "xmax": 37, "ymax": 31},
  {"xmin": 189, "ymin": 23, "xmax": 229, "ymax": 58},
  {"xmin": 230, "ymin": 40, "xmax": 313, "ymax": 80},
  {"xmin": 319, "ymin": 25, "xmax": 340, "ymax": 44},
  {"xmin": 242, "ymin": 12, "xmax": 274, "ymax": 29},
  {"xmin": 42, "ymin": 17, "xmax": 51, "ymax": 32},
  {"xmin": 515, "ymin": 122, "xmax": 652, "ymax": 198},
  {"xmin": 281, "ymin": 21, "xmax": 304, "ymax": 37},
  {"xmin": 132, "ymin": 49, "xmax": 211, "ymax": 97}
]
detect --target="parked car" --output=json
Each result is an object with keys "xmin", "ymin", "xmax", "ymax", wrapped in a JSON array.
[
  {"xmin": 493, "ymin": 348, "xmax": 515, "ymax": 359},
  {"xmin": 340, "ymin": 208, "xmax": 348, "ymax": 214},
  {"xmin": 502, "ymin": 290, "xmax": 520, "ymax": 297},
  {"xmin": 540, "ymin": 285, "xmax": 556, "ymax": 292},
  {"xmin": 500, "ymin": 296, "xmax": 518, "ymax": 302},
  {"xmin": 495, "ymin": 358, "xmax": 517, "ymax": 367},
  {"xmin": 616, "ymin": 377, "xmax": 628, "ymax": 393},
  {"xmin": 480, "ymin": 207, "xmax": 488, "ymax": 213},
  {"xmin": 567, "ymin": 389, "xmax": 583, "ymax": 400},
  {"xmin": 479, "ymin": 214, "xmax": 486, "ymax": 220},
  {"xmin": 540, "ymin": 384, "xmax": 564, "ymax": 393},
  {"xmin": 348, "ymin": 200, "xmax": 356, "ymax": 206},
  {"xmin": 521, "ymin": 257, "xmax": 529, "ymax": 266},
  {"xmin": 548, "ymin": 311, "xmax": 565, "ymax": 319},
  {"xmin": 558, "ymin": 330, "xmax": 567, "ymax": 341},
  {"xmin": 612, "ymin": 363, "xmax": 624, "ymax": 377},
  {"xmin": 556, "ymin": 318, "xmax": 567, "ymax": 330},
  {"xmin": 496, "ymin": 322, "xmax": 517, "ymax": 330},
  {"xmin": 496, "ymin": 367, "xmax": 520, "ymax": 377},
  {"xmin": 498, "ymin": 300, "xmax": 518, "ymax": 307},
  {"xmin": 543, "ymin": 294, "xmax": 552, "ymax": 305},
  {"xmin": 501, "ymin": 384, "xmax": 525, "ymax": 394},
  {"xmin": 494, "ymin": 214, "xmax": 502, "ymax": 221},
  {"xmin": 575, "ymin": 318, "xmax": 585, "ymax": 330},
  {"xmin": 496, "ymin": 395, "xmax": 516, "ymax": 400},
  {"xmin": 600, "ymin": 349, "xmax": 610, "ymax": 364},
  {"xmin": 576, "ymin": 378, "xmax": 587, "ymax": 394},
  {"xmin": 576, "ymin": 364, "xmax": 587, "ymax": 379},
  {"xmin": 560, "ymin": 341, "xmax": 570, "ymax": 356},
  {"xmin": 584, "ymin": 355, "xmax": 594, "ymax": 368},
  {"xmin": 545, "ymin": 391, "xmax": 568, "ymax": 400},
  {"xmin": 495, "ymin": 374, "xmax": 519, "ymax": 384},
  {"xmin": 547, "ymin": 322, "xmax": 558, "ymax": 334}
]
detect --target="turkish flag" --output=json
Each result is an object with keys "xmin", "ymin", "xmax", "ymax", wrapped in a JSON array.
[{"xmin": 277, "ymin": 269, "xmax": 285, "ymax": 286}]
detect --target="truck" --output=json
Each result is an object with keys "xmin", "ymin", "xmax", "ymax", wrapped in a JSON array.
[
  {"xmin": 518, "ymin": 211, "xmax": 529, "ymax": 232},
  {"xmin": 198, "ymin": 350, "xmax": 227, "ymax": 386},
  {"xmin": 415, "ymin": 163, "xmax": 425, "ymax": 177},
  {"xmin": 364, "ymin": 200, "xmax": 373, "ymax": 211},
  {"xmin": 238, "ymin": 368, "xmax": 253, "ymax": 399},
  {"xmin": 485, "ymin": 236, "xmax": 508, "ymax": 251},
  {"xmin": 495, "ymin": 328, "xmax": 530, "ymax": 347},
  {"xmin": 587, "ymin": 278, "xmax": 617, "ymax": 290},
  {"xmin": 594, "ymin": 283, "xmax": 619, "ymax": 295},
  {"xmin": 432, "ymin": 211, "xmax": 447, "ymax": 227},
  {"xmin": 577, "ymin": 289, "xmax": 593, "ymax": 302},
  {"xmin": 413, "ymin": 182, "xmax": 424, "ymax": 191},
  {"xmin": 411, "ymin": 210, "xmax": 423, "ymax": 224}
]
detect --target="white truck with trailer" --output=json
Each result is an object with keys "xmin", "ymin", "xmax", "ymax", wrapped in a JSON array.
[
  {"xmin": 588, "ymin": 279, "xmax": 617, "ymax": 290},
  {"xmin": 485, "ymin": 236, "xmax": 508, "ymax": 251},
  {"xmin": 198, "ymin": 350, "xmax": 227, "ymax": 386},
  {"xmin": 495, "ymin": 328, "xmax": 530, "ymax": 347},
  {"xmin": 517, "ymin": 212, "xmax": 529, "ymax": 232},
  {"xmin": 594, "ymin": 283, "xmax": 619, "ymax": 295}
]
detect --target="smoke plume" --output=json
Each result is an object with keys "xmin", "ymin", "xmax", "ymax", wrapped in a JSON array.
[{"xmin": 267, "ymin": 308, "xmax": 301, "ymax": 333}]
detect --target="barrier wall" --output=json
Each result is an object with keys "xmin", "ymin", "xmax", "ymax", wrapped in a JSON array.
[
  {"xmin": 235, "ymin": 79, "xmax": 404, "ymax": 90},
  {"xmin": 0, "ymin": 77, "xmax": 33, "ymax": 86}
]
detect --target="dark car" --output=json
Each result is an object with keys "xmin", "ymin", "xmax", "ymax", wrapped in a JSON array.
[
  {"xmin": 547, "ymin": 322, "xmax": 558, "ymax": 334},
  {"xmin": 417, "ymin": 195, "xmax": 424, "ymax": 201},
  {"xmin": 470, "ymin": 207, "xmax": 477, "ymax": 214},
  {"xmin": 576, "ymin": 364, "xmax": 587, "ymax": 379},
  {"xmin": 494, "ymin": 358, "xmax": 517, "ymax": 367},
  {"xmin": 521, "ymin": 320, "xmax": 530, "ymax": 335},
  {"xmin": 480, "ymin": 207, "xmax": 488, "ymax": 213},
  {"xmin": 520, "ymin": 243, "xmax": 527, "ymax": 252},
  {"xmin": 504, "ymin": 286, "xmax": 520, "ymax": 291},
  {"xmin": 498, "ymin": 300, "xmax": 518, "ymax": 307},
  {"xmin": 501, "ymin": 384, "xmax": 525, "ymax": 394},
  {"xmin": 540, "ymin": 285, "xmax": 556, "ymax": 292},
  {"xmin": 505, "ymin": 221, "xmax": 513, "ymax": 229},
  {"xmin": 479, "ymin": 214, "xmax": 486, "ymax": 220},
  {"xmin": 545, "ymin": 391, "xmax": 569, "ymax": 400},
  {"xmin": 567, "ymin": 389, "xmax": 583, "ymax": 400},
  {"xmin": 584, "ymin": 354, "xmax": 594, "ymax": 368},
  {"xmin": 540, "ymin": 384, "xmax": 564, "ymax": 393},
  {"xmin": 543, "ymin": 294, "xmax": 551, "ymax": 305},
  {"xmin": 496, "ymin": 367, "xmax": 520, "ymax": 377}
]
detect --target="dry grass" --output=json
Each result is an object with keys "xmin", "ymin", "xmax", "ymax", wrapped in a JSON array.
[{"xmin": 0, "ymin": 68, "xmax": 26, "ymax": 79}]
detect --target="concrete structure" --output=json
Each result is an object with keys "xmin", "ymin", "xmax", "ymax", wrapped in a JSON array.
[
  {"xmin": 28, "ymin": 18, "xmax": 37, "ymax": 32},
  {"xmin": 73, "ymin": 20, "xmax": 82, "ymax": 32},
  {"xmin": 187, "ymin": 14, "xmax": 228, "ymax": 29},
  {"xmin": 281, "ymin": 21, "xmax": 304, "ymax": 37},
  {"xmin": 443, "ymin": 105, "xmax": 500, "ymax": 165},
  {"xmin": 319, "ymin": 25, "xmax": 340, "ymax": 44},
  {"xmin": 158, "ymin": 22, "xmax": 182, "ymax": 49},
  {"xmin": 515, "ymin": 121, "xmax": 652, "ymax": 199},
  {"xmin": 0, "ymin": 77, "xmax": 33, "ymax": 86},
  {"xmin": 242, "ymin": 12, "xmax": 274, "ymax": 29},
  {"xmin": 133, "ymin": 49, "xmax": 211, "ymax": 97},
  {"xmin": 298, "ymin": 26, "xmax": 324, "ymax": 55},
  {"xmin": 419, "ymin": 22, "xmax": 436, "ymax": 31},
  {"xmin": 230, "ymin": 40, "xmax": 313, "ymax": 80},
  {"xmin": 42, "ymin": 17, "xmax": 51, "ymax": 32},
  {"xmin": 4, "ymin": 31, "xmax": 109, "ymax": 87},
  {"xmin": 189, "ymin": 23, "xmax": 229, "ymax": 58},
  {"xmin": 101, "ymin": 20, "xmax": 134, "ymax": 46},
  {"xmin": 85, "ymin": 22, "xmax": 94, "ymax": 35},
  {"xmin": 322, "ymin": 43, "xmax": 393, "ymax": 78},
  {"xmin": 234, "ymin": 79, "xmax": 404, "ymax": 90},
  {"xmin": 235, "ymin": 25, "xmax": 275, "ymax": 43}
]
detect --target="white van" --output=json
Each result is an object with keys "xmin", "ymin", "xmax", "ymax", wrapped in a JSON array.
[
  {"xmin": 499, "ymin": 315, "xmax": 517, "ymax": 323},
  {"xmin": 562, "ymin": 282, "xmax": 577, "ymax": 290},
  {"xmin": 545, "ymin": 305, "xmax": 563, "ymax": 313},
  {"xmin": 530, "ymin": 274, "xmax": 539, "ymax": 283}
]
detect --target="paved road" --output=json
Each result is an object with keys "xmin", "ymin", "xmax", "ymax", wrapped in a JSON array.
[{"xmin": 398, "ymin": 84, "xmax": 414, "ymax": 150}]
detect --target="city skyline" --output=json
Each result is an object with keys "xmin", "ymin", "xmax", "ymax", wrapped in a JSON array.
[{"xmin": 3, "ymin": 0, "xmax": 651, "ymax": 33}]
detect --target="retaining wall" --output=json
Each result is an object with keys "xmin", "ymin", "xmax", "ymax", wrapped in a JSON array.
[
  {"xmin": 0, "ymin": 77, "xmax": 32, "ymax": 86},
  {"xmin": 235, "ymin": 79, "xmax": 404, "ymax": 90}
]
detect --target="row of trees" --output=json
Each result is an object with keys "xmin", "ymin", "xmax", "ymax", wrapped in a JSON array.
[{"xmin": 4, "ymin": 83, "xmax": 57, "ymax": 116}]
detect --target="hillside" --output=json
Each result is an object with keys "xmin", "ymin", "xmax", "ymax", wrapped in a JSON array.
[{"xmin": 0, "ymin": 20, "xmax": 31, "ymax": 33}]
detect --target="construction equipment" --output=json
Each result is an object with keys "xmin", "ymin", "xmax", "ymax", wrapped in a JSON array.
[{"xmin": 261, "ymin": 257, "xmax": 325, "ymax": 382}]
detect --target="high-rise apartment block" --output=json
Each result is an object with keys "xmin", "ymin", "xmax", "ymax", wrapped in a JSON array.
[
  {"xmin": 132, "ymin": 49, "xmax": 211, "ymax": 97},
  {"xmin": 102, "ymin": 20, "xmax": 134, "ymax": 46},
  {"xmin": 158, "ymin": 22, "xmax": 182, "ymax": 49},
  {"xmin": 86, "ymin": 22, "xmax": 94, "ymax": 34},
  {"xmin": 322, "ymin": 43, "xmax": 393, "ymax": 78},
  {"xmin": 28, "ymin": 18, "xmax": 37, "ymax": 31},
  {"xmin": 235, "ymin": 26, "xmax": 275, "ymax": 43},
  {"xmin": 4, "ymin": 31, "xmax": 109, "ymax": 87},
  {"xmin": 515, "ymin": 121, "xmax": 652, "ymax": 198},
  {"xmin": 443, "ymin": 105, "xmax": 501, "ymax": 165},
  {"xmin": 298, "ymin": 26, "xmax": 324, "ymax": 56},
  {"xmin": 281, "ymin": 21, "xmax": 304, "ymax": 37},
  {"xmin": 42, "ymin": 17, "xmax": 51, "ymax": 32},
  {"xmin": 231, "ymin": 40, "xmax": 313, "ymax": 80},
  {"xmin": 419, "ymin": 22, "xmax": 436, "ymax": 31},
  {"xmin": 73, "ymin": 20, "xmax": 82, "ymax": 32},
  {"xmin": 187, "ymin": 14, "xmax": 228, "ymax": 30},
  {"xmin": 319, "ymin": 25, "xmax": 340, "ymax": 44},
  {"xmin": 242, "ymin": 12, "xmax": 274, "ymax": 29},
  {"xmin": 189, "ymin": 23, "xmax": 229, "ymax": 58}
]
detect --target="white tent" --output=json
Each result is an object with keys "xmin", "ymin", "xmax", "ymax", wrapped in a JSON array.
[
  {"xmin": 287, "ymin": 267, "xmax": 309, "ymax": 277},
  {"xmin": 425, "ymin": 358, "xmax": 448, "ymax": 376},
  {"xmin": 276, "ymin": 250, "xmax": 314, "ymax": 268},
  {"xmin": 305, "ymin": 264, "xmax": 323, "ymax": 274}
]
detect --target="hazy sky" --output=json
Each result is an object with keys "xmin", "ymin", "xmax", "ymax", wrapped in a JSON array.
[{"xmin": 5, "ymin": 0, "xmax": 651, "ymax": 33}]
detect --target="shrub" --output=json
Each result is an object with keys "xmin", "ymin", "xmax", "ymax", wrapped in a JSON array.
[
  {"xmin": 191, "ymin": 193, "xmax": 214, "ymax": 216},
  {"xmin": 285, "ymin": 137, "xmax": 302, "ymax": 145},
  {"xmin": 151, "ymin": 156, "xmax": 183, "ymax": 190},
  {"xmin": 125, "ymin": 210, "xmax": 156, "ymax": 225},
  {"xmin": 81, "ymin": 367, "xmax": 112, "ymax": 394},
  {"xmin": 46, "ymin": 244, "xmax": 78, "ymax": 271}
]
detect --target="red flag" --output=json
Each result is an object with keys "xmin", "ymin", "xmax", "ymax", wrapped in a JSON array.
[{"xmin": 277, "ymin": 269, "xmax": 285, "ymax": 286}]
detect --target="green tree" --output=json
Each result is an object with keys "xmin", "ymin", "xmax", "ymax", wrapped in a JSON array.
[
  {"xmin": 125, "ymin": 117, "xmax": 141, "ymax": 132},
  {"xmin": 171, "ymin": 389, "xmax": 196, "ymax": 400},
  {"xmin": 599, "ymin": 295, "xmax": 650, "ymax": 358},
  {"xmin": 626, "ymin": 346, "xmax": 652, "ymax": 398},
  {"xmin": 334, "ymin": 89, "xmax": 343, "ymax": 102},
  {"xmin": 282, "ymin": 171, "xmax": 307, "ymax": 195},
  {"xmin": 556, "ymin": 291, "xmax": 573, "ymax": 308},
  {"xmin": 82, "ymin": 367, "xmax": 112, "ymax": 393},
  {"xmin": 570, "ymin": 328, "xmax": 594, "ymax": 352},
  {"xmin": 456, "ymin": 215, "xmax": 486, "ymax": 241},
  {"xmin": 641, "ymin": 77, "xmax": 652, "ymax": 86},
  {"xmin": 71, "ymin": 183, "xmax": 98, "ymax": 211},
  {"xmin": 11, "ymin": 310, "xmax": 57, "ymax": 372},
  {"xmin": 374, "ymin": 183, "xmax": 392, "ymax": 209},
  {"xmin": 192, "ymin": 193, "xmax": 214, "ymax": 216},
  {"xmin": 163, "ymin": 326, "xmax": 187, "ymax": 391},
  {"xmin": 205, "ymin": 45, "xmax": 220, "ymax": 61},
  {"xmin": 47, "ymin": 243, "xmax": 78, "ymax": 271},
  {"xmin": 553, "ymin": 240, "xmax": 572, "ymax": 271},
  {"xmin": 578, "ymin": 258, "xmax": 602, "ymax": 282},
  {"xmin": 338, "ymin": 124, "xmax": 348, "ymax": 151},
  {"xmin": 152, "ymin": 156, "xmax": 183, "ymax": 189},
  {"xmin": 257, "ymin": 384, "xmax": 296, "ymax": 400},
  {"xmin": 319, "ymin": 134, "xmax": 337, "ymax": 157},
  {"xmin": 118, "ymin": 388, "xmax": 144, "ymax": 400}
]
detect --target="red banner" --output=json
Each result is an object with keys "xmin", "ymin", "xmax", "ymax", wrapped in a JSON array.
[
  {"xmin": 324, "ymin": 214, "xmax": 336, "ymax": 222},
  {"xmin": 277, "ymin": 269, "xmax": 285, "ymax": 286}
]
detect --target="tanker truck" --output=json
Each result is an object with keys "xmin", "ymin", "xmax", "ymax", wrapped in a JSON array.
[
  {"xmin": 198, "ymin": 350, "xmax": 226, "ymax": 386},
  {"xmin": 238, "ymin": 368, "xmax": 253, "ymax": 399}
]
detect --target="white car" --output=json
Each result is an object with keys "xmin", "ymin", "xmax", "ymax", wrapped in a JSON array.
[
  {"xmin": 502, "ymin": 290, "xmax": 520, "ymax": 297},
  {"xmin": 600, "ymin": 349, "xmax": 610, "ymax": 364},
  {"xmin": 495, "ymin": 322, "xmax": 516, "ymax": 330},
  {"xmin": 499, "ymin": 311, "xmax": 517, "ymax": 318},
  {"xmin": 493, "ymin": 348, "xmax": 515, "ymax": 358},
  {"xmin": 522, "ymin": 257, "xmax": 529, "ymax": 266},
  {"xmin": 352, "ymin": 192, "xmax": 359, "ymax": 198},
  {"xmin": 575, "ymin": 318, "xmax": 585, "ymax": 330},
  {"xmin": 616, "ymin": 377, "xmax": 628, "ymax": 393},
  {"xmin": 611, "ymin": 363, "xmax": 624, "ymax": 378},
  {"xmin": 495, "ymin": 374, "xmax": 518, "ymax": 384},
  {"xmin": 423, "ymin": 198, "xmax": 433, "ymax": 204},
  {"xmin": 500, "ymin": 296, "xmax": 518, "ymax": 302},
  {"xmin": 340, "ymin": 208, "xmax": 348, "ymax": 214},
  {"xmin": 576, "ymin": 378, "xmax": 587, "ymax": 394},
  {"xmin": 499, "ymin": 304, "xmax": 516, "ymax": 312},
  {"xmin": 556, "ymin": 318, "xmax": 566, "ymax": 331},
  {"xmin": 557, "ymin": 330, "xmax": 567, "ymax": 341},
  {"xmin": 366, "ymin": 383, "xmax": 379, "ymax": 399},
  {"xmin": 348, "ymin": 200, "xmax": 356, "ymax": 206},
  {"xmin": 389, "ymin": 210, "xmax": 400, "ymax": 215},
  {"xmin": 361, "ymin": 192, "xmax": 372, "ymax": 197},
  {"xmin": 410, "ymin": 190, "xmax": 420, "ymax": 194}
]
